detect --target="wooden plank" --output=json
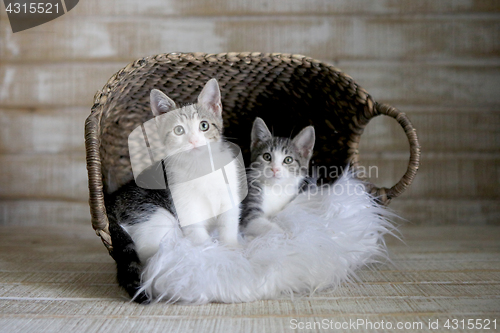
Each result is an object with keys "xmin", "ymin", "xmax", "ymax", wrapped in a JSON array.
[
  {"xmin": 0, "ymin": 297, "xmax": 498, "ymax": 316},
  {"xmin": 2, "ymin": 256, "xmax": 499, "ymax": 274},
  {"xmin": 1, "ymin": 108, "xmax": 499, "ymax": 154},
  {"xmin": 0, "ymin": 64, "xmax": 117, "ymax": 108},
  {"xmin": 1, "ymin": 63, "xmax": 499, "ymax": 108},
  {"xmin": 359, "ymin": 156, "xmax": 500, "ymax": 199},
  {"xmin": 391, "ymin": 199, "xmax": 500, "ymax": 225},
  {"xmin": 325, "ymin": 283, "xmax": 500, "ymax": 298},
  {"xmin": 385, "ymin": 249, "xmax": 500, "ymax": 261},
  {"xmin": 2, "ymin": 0, "xmax": 497, "ymax": 18},
  {"xmin": 0, "ymin": 200, "xmax": 90, "ymax": 227},
  {"xmin": 397, "ymin": 225, "xmax": 500, "ymax": 242},
  {"xmin": 0, "ymin": 283, "xmax": 124, "ymax": 300},
  {"xmin": 359, "ymin": 111, "xmax": 500, "ymax": 153},
  {"xmin": 0, "ymin": 247, "xmax": 108, "ymax": 265},
  {"xmin": 62, "ymin": 0, "xmax": 500, "ymax": 16},
  {"xmin": 1, "ymin": 230, "xmax": 498, "ymax": 264},
  {"xmin": 381, "ymin": 260, "xmax": 500, "ymax": 272},
  {"xmin": 0, "ymin": 108, "xmax": 87, "ymax": 154},
  {"xmin": 2, "ymin": 280, "xmax": 498, "ymax": 300},
  {"xmin": 2, "ymin": 16, "xmax": 500, "ymax": 62},
  {"xmin": 0, "ymin": 154, "xmax": 88, "ymax": 201},
  {"xmin": 341, "ymin": 63, "xmax": 500, "ymax": 107},
  {"xmin": 384, "ymin": 225, "xmax": 500, "ymax": 256},
  {"xmin": 387, "ymin": 243, "xmax": 500, "ymax": 255},
  {"xmin": 0, "ymin": 153, "xmax": 499, "ymax": 202},
  {"xmin": 0, "ymin": 261, "xmax": 113, "ymax": 273},
  {"xmin": 0, "ymin": 270, "xmax": 480, "ymax": 287},
  {"xmin": 0, "ymin": 271, "xmax": 115, "ymax": 285},
  {"xmin": 0, "ymin": 198, "xmax": 498, "ymax": 230},
  {"xmin": 354, "ymin": 270, "xmax": 500, "ymax": 284},
  {"xmin": 0, "ymin": 224, "xmax": 97, "ymax": 242},
  {"xmin": 360, "ymin": 107, "xmax": 500, "ymax": 154}
]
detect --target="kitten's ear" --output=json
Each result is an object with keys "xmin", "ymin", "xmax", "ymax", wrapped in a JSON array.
[
  {"xmin": 197, "ymin": 78, "xmax": 222, "ymax": 116},
  {"xmin": 150, "ymin": 89, "xmax": 176, "ymax": 116},
  {"xmin": 292, "ymin": 126, "xmax": 315, "ymax": 160},
  {"xmin": 251, "ymin": 117, "xmax": 272, "ymax": 150}
]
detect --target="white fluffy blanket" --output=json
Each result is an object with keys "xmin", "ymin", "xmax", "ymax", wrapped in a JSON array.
[{"xmin": 137, "ymin": 171, "xmax": 396, "ymax": 304}]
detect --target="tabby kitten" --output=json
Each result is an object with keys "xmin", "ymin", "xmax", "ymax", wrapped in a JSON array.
[
  {"xmin": 241, "ymin": 117, "xmax": 315, "ymax": 237},
  {"xmin": 105, "ymin": 79, "xmax": 244, "ymax": 303}
]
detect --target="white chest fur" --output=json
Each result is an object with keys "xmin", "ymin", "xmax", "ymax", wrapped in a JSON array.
[
  {"xmin": 169, "ymin": 154, "xmax": 241, "ymax": 227},
  {"xmin": 260, "ymin": 178, "xmax": 302, "ymax": 218}
]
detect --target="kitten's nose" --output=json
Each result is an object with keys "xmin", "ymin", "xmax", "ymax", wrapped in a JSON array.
[
  {"xmin": 272, "ymin": 167, "xmax": 280, "ymax": 175},
  {"xmin": 189, "ymin": 138, "xmax": 201, "ymax": 147}
]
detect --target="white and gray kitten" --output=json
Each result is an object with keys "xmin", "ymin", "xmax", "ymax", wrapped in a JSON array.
[
  {"xmin": 144, "ymin": 79, "xmax": 244, "ymax": 248},
  {"xmin": 106, "ymin": 79, "xmax": 244, "ymax": 302},
  {"xmin": 241, "ymin": 117, "xmax": 315, "ymax": 237}
]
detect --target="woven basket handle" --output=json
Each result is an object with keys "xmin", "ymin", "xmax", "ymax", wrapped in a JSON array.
[
  {"xmin": 85, "ymin": 112, "xmax": 113, "ymax": 251},
  {"xmin": 353, "ymin": 102, "xmax": 421, "ymax": 205}
]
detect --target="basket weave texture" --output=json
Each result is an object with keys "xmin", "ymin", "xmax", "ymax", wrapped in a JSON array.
[{"xmin": 85, "ymin": 52, "xmax": 420, "ymax": 251}]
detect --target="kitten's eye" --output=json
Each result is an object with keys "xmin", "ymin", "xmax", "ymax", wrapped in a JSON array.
[
  {"xmin": 173, "ymin": 125, "xmax": 185, "ymax": 135},
  {"xmin": 199, "ymin": 121, "xmax": 210, "ymax": 132},
  {"xmin": 283, "ymin": 156, "xmax": 294, "ymax": 164},
  {"xmin": 262, "ymin": 153, "xmax": 272, "ymax": 161}
]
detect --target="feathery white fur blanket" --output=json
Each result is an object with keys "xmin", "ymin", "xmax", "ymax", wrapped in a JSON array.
[{"xmin": 138, "ymin": 172, "xmax": 396, "ymax": 304}]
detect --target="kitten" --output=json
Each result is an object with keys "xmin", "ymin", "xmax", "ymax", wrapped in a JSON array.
[
  {"xmin": 241, "ymin": 117, "xmax": 315, "ymax": 237},
  {"xmin": 105, "ymin": 79, "xmax": 245, "ymax": 302}
]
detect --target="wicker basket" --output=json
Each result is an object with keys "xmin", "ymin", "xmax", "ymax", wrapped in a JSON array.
[{"xmin": 85, "ymin": 52, "xmax": 420, "ymax": 252}]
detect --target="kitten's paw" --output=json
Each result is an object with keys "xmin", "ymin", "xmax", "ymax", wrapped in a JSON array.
[{"xmin": 182, "ymin": 225, "xmax": 211, "ymax": 245}]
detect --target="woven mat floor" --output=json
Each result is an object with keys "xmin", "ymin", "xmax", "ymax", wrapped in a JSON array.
[{"xmin": 0, "ymin": 224, "xmax": 499, "ymax": 333}]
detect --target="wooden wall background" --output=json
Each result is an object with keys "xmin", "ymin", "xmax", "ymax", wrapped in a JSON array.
[{"xmin": 0, "ymin": 0, "xmax": 499, "ymax": 227}]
